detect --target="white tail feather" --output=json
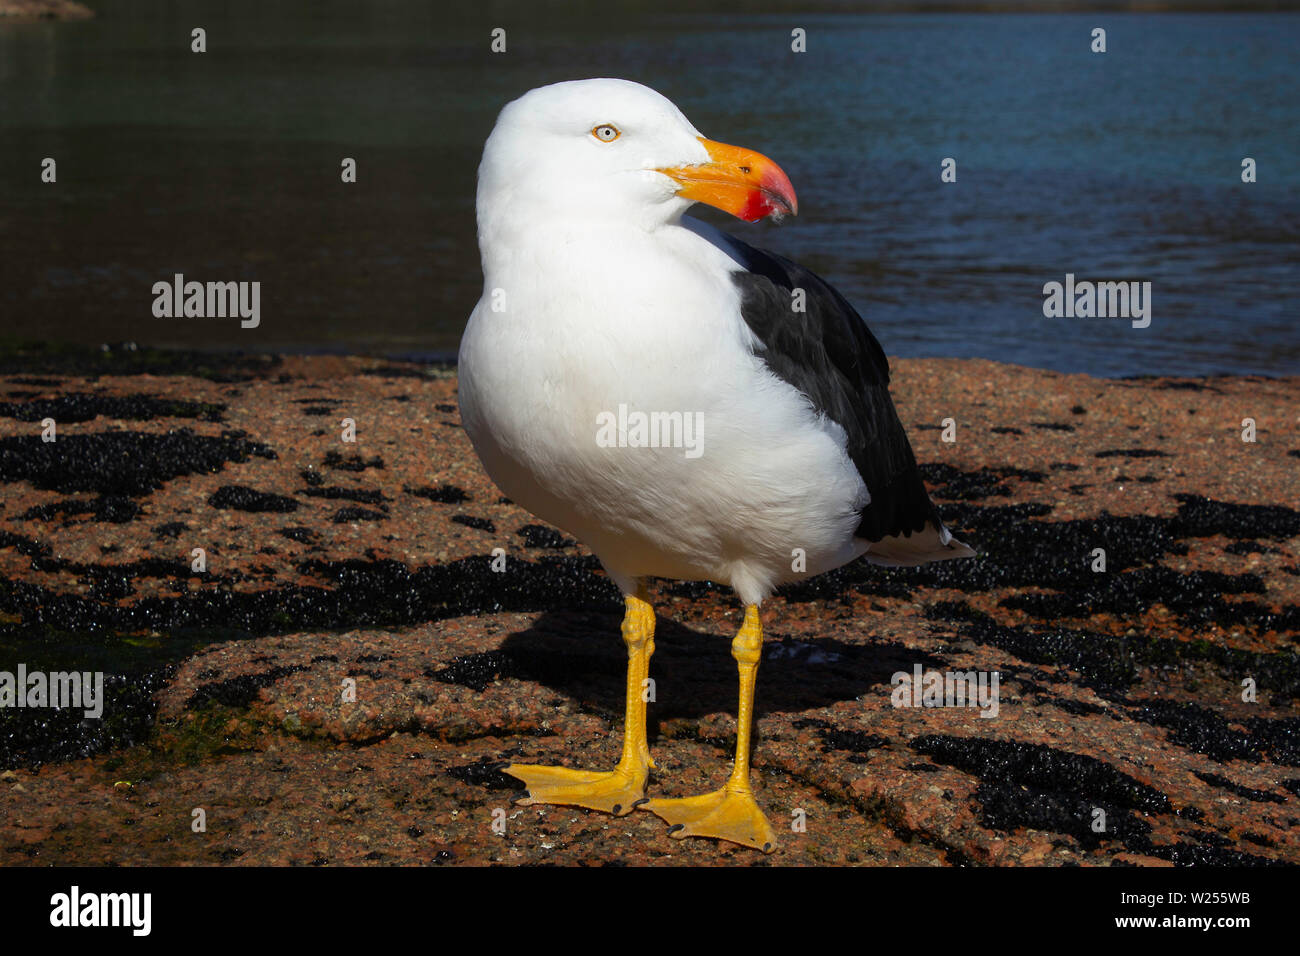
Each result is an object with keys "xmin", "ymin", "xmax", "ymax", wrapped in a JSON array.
[{"xmin": 863, "ymin": 521, "xmax": 976, "ymax": 568}]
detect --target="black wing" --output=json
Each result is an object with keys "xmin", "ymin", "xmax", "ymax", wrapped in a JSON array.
[{"xmin": 722, "ymin": 233, "xmax": 939, "ymax": 543}]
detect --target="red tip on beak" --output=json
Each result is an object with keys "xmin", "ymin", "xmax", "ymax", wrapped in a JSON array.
[{"xmin": 658, "ymin": 137, "xmax": 797, "ymax": 222}]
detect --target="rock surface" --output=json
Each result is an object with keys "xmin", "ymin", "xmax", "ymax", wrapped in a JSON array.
[
  {"xmin": 0, "ymin": 0, "xmax": 92, "ymax": 18},
  {"xmin": 0, "ymin": 349, "xmax": 1296, "ymax": 865}
]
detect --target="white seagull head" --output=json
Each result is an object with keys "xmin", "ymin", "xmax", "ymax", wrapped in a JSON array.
[{"xmin": 477, "ymin": 78, "xmax": 797, "ymax": 234}]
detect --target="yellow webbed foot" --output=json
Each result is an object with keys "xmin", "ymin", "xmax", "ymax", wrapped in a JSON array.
[
  {"xmin": 504, "ymin": 763, "xmax": 647, "ymax": 817},
  {"xmin": 640, "ymin": 787, "xmax": 777, "ymax": 853}
]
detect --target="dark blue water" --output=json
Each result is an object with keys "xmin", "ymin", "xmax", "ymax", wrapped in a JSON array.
[{"xmin": 1, "ymin": 6, "xmax": 1296, "ymax": 376}]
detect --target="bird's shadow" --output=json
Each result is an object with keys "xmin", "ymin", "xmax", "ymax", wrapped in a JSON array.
[{"xmin": 439, "ymin": 607, "xmax": 948, "ymax": 730}]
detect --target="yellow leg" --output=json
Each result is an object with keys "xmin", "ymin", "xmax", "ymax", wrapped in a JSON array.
[
  {"xmin": 504, "ymin": 588, "xmax": 655, "ymax": 817},
  {"xmin": 640, "ymin": 604, "xmax": 778, "ymax": 853}
]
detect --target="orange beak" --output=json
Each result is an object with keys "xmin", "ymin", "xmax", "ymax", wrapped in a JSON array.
[{"xmin": 658, "ymin": 137, "xmax": 798, "ymax": 222}]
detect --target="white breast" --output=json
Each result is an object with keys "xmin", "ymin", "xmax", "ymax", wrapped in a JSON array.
[{"xmin": 457, "ymin": 218, "xmax": 869, "ymax": 605}]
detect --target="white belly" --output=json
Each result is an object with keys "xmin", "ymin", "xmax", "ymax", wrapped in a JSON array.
[{"xmin": 456, "ymin": 221, "xmax": 869, "ymax": 604}]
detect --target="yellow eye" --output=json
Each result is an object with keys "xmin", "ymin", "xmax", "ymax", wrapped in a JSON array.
[{"xmin": 592, "ymin": 124, "xmax": 620, "ymax": 142}]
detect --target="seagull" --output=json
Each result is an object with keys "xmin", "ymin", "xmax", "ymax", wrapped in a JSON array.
[{"xmin": 457, "ymin": 78, "xmax": 974, "ymax": 852}]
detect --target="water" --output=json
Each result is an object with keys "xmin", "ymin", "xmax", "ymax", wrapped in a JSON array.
[{"xmin": 1, "ymin": 4, "xmax": 1297, "ymax": 377}]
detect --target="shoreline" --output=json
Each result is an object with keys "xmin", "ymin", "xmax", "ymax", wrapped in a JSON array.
[{"xmin": 0, "ymin": 338, "xmax": 1291, "ymax": 383}]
